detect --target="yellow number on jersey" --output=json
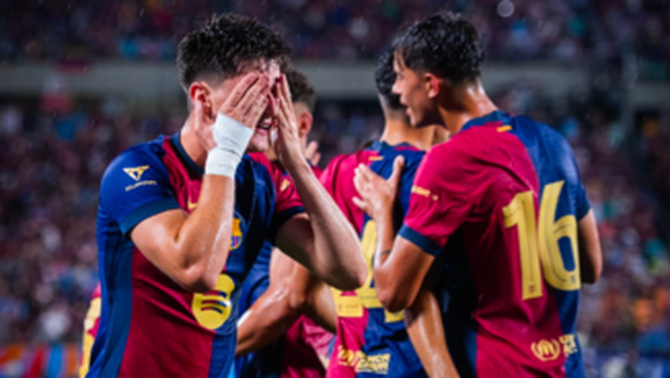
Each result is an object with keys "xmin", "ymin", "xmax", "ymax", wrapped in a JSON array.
[
  {"xmin": 191, "ymin": 274, "xmax": 235, "ymax": 330},
  {"xmin": 502, "ymin": 180, "xmax": 580, "ymax": 300},
  {"xmin": 79, "ymin": 296, "xmax": 101, "ymax": 378},
  {"xmin": 332, "ymin": 220, "xmax": 403, "ymax": 323}
]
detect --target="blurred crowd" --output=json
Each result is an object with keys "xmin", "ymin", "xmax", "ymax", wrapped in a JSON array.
[
  {"xmin": 2, "ymin": 0, "xmax": 669, "ymax": 78},
  {"xmin": 0, "ymin": 98, "xmax": 182, "ymax": 345},
  {"xmin": 1, "ymin": 79, "xmax": 670, "ymax": 368}
]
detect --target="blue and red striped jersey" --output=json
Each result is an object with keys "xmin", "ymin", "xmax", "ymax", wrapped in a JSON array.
[
  {"xmin": 87, "ymin": 134, "xmax": 304, "ymax": 378},
  {"xmin": 400, "ymin": 110, "xmax": 590, "ymax": 377},
  {"xmin": 320, "ymin": 141, "xmax": 427, "ymax": 378},
  {"xmin": 235, "ymin": 162, "xmax": 331, "ymax": 378}
]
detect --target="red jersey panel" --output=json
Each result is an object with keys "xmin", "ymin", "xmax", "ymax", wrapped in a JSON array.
[
  {"xmin": 400, "ymin": 111, "xmax": 589, "ymax": 377},
  {"xmin": 89, "ymin": 134, "xmax": 304, "ymax": 378}
]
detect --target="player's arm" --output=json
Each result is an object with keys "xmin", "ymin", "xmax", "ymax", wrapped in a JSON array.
[
  {"xmin": 578, "ymin": 209, "xmax": 602, "ymax": 284},
  {"xmin": 132, "ymin": 73, "xmax": 272, "ymax": 292},
  {"xmin": 352, "ymin": 156, "xmax": 434, "ymax": 312},
  {"xmin": 274, "ymin": 74, "xmax": 367, "ymax": 290},
  {"xmin": 405, "ymin": 289, "xmax": 459, "ymax": 378},
  {"xmin": 236, "ymin": 249, "xmax": 336, "ymax": 357},
  {"xmin": 354, "ymin": 147, "xmax": 470, "ymax": 312}
]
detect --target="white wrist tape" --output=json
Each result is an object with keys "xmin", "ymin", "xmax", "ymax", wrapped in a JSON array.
[{"xmin": 205, "ymin": 113, "xmax": 254, "ymax": 177}]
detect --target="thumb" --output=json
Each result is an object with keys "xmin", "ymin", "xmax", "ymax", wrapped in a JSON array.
[{"xmin": 388, "ymin": 155, "xmax": 405, "ymax": 187}]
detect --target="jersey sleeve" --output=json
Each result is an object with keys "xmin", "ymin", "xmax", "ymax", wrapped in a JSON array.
[
  {"xmin": 99, "ymin": 148, "xmax": 180, "ymax": 236},
  {"xmin": 398, "ymin": 145, "xmax": 472, "ymax": 256},
  {"xmin": 266, "ymin": 162, "xmax": 305, "ymax": 240},
  {"xmin": 571, "ymin": 153, "xmax": 591, "ymax": 220}
]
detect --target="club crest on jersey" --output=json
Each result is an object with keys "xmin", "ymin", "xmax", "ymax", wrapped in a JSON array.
[
  {"xmin": 123, "ymin": 165, "xmax": 150, "ymax": 181},
  {"xmin": 230, "ymin": 218, "xmax": 243, "ymax": 250}
]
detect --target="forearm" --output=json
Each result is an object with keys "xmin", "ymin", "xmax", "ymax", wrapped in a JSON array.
[
  {"xmin": 405, "ymin": 290, "xmax": 459, "ymax": 378},
  {"xmin": 286, "ymin": 160, "xmax": 366, "ymax": 289},
  {"xmin": 236, "ymin": 288, "xmax": 300, "ymax": 357},
  {"xmin": 304, "ymin": 282, "xmax": 338, "ymax": 334},
  {"xmin": 371, "ymin": 210, "xmax": 399, "ymax": 302},
  {"xmin": 172, "ymin": 175, "xmax": 235, "ymax": 289}
]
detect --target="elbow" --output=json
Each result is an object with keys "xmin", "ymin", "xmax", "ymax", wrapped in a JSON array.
[
  {"xmin": 352, "ymin": 263, "xmax": 368, "ymax": 290},
  {"xmin": 376, "ymin": 283, "xmax": 409, "ymax": 313},
  {"xmin": 180, "ymin": 267, "xmax": 219, "ymax": 293},
  {"xmin": 287, "ymin": 289, "xmax": 307, "ymax": 313},
  {"xmin": 378, "ymin": 289, "xmax": 408, "ymax": 313},
  {"xmin": 582, "ymin": 261, "xmax": 602, "ymax": 284},
  {"xmin": 330, "ymin": 264, "xmax": 367, "ymax": 291}
]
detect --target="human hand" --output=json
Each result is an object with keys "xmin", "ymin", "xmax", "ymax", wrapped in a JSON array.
[
  {"xmin": 195, "ymin": 73, "xmax": 271, "ymax": 152},
  {"xmin": 353, "ymin": 155, "xmax": 404, "ymax": 221}
]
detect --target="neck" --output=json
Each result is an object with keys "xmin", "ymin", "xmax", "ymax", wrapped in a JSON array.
[
  {"xmin": 438, "ymin": 79, "xmax": 498, "ymax": 135},
  {"xmin": 380, "ymin": 118, "xmax": 434, "ymax": 151},
  {"xmin": 180, "ymin": 112, "xmax": 208, "ymax": 167}
]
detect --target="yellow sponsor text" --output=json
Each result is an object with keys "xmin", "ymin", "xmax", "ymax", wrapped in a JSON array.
[
  {"xmin": 337, "ymin": 346, "xmax": 390, "ymax": 375},
  {"xmin": 125, "ymin": 180, "xmax": 157, "ymax": 191},
  {"xmin": 531, "ymin": 333, "xmax": 579, "ymax": 361}
]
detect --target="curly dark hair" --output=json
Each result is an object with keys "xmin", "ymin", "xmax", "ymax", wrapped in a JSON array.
[
  {"xmin": 177, "ymin": 13, "xmax": 291, "ymax": 91},
  {"xmin": 392, "ymin": 12, "xmax": 484, "ymax": 84},
  {"xmin": 285, "ymin": 69, "xmax": 316, "ymax": 112},
  {"xmin": 374, "ymin": 49, "xmax": 403, "ymax": 110}
]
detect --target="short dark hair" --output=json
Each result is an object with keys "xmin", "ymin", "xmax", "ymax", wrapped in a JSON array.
[
  {"xmin": 177, "ymin": 13, "xmax": 291, "ymax": 91},
  {"xmin": 285, "ymin": 69, "xmax": 316, "ymax": 112},
  {"xmin": 392, "ymin": 12, "xmax": 484, "ymax": 84},
  {"xmin": 374, "ymin": 49, "xmax": 403, "ymax": 110}
]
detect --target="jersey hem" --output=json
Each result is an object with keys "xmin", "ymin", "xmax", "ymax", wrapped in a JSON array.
[
  {"xmin": 270, "ymin": 206, "xmax": 306, "ymax": 242},
  {"xmin": 120, "ymin": 198, "xmax": 181, "ymax": 235},
  {"xmin": 398, "ymin": 225, "xmax": 443, "ymax": 256}
]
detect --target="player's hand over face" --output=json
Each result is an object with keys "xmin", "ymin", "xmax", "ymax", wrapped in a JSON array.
[
  {"xmin": 274, "ymin": 74, "xmax": 305, "ymax": 166},
  {"xmin": 353, "ymin": 155, "xmax": 404, "ymax": 220},
  {"xmin": 194, "ymin": 73, "xmax": 271, "ymax": 152}
]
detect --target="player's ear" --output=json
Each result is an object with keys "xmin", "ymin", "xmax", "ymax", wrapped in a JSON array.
[
  {"xmin": 297, "ymin": 108, "xmax": 313, "ymax": 138},
  {"xmin": 424, "ymin": 72, "xmax": 441, "ymax": 99},
  {"xmin": 189, "ymin": 81, "xmax": 213, "ymax": 119}
]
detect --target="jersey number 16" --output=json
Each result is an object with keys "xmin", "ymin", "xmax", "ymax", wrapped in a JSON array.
[{"xmin": 503, "ymin": 180, "xmax": 580, "ymax": 300}]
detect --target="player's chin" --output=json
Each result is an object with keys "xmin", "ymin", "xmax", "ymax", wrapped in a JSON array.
[{"xmin": 247, "ymin": 130, "xmax": 270, "ymax": 153}]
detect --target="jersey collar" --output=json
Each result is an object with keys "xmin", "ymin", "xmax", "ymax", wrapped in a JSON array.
[
  {"xmin": 170, "ymin": 132, "xmax": 205, "ymax": 176},
  {"xmin": 370, "ymin": 140, "xmax": 415, "ymax": 151},
  {"xmin": 459, "ymin": 110, "xmax": 509, "ymax": 133}
]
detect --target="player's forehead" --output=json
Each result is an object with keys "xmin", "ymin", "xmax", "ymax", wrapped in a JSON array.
[{"xmin": 220, "ymin": 59, "xmax": 280, "ymax": 88}]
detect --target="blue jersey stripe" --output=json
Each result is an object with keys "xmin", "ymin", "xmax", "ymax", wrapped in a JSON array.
[
  {"xmin": 97, "ymin": 226, "xmax": 135, "ymax": 377},
  {"xmin": 120, "ymin": 198, "xmax": 180, "ymax": 235}
]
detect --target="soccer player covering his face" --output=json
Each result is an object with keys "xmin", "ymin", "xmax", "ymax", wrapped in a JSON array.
[
  {"xmin": 353, "ymin": 13, "xmax": 603, "ymax": 378},
  {"xmin": 85, "ymin": 14, "xmax": 366, "ymax": 378},
  {"xmin": 235, "ymin": 68, "xmax": 335, "ymax": 378}
]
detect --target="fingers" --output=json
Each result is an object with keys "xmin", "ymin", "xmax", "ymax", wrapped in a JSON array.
[
  {"xmin": 389, "ymin": 155, "xmax": 405, "ymax": 187},
  {"xmin": 305, "ymin": 141, "xmax": 319, "ymax": 158},
  {"xmin": 239, "ymin": 76, "xmax": 271, "ymax": 118},
  {"xmin": 352, "ymin": 196, "xmax": 368, "ymax": 213},
  {"xmin": 223, "ymin": 73, "xmax": 260, "ymax": 109},
  {"xmin": 311, "ymin": 152, "xmax": 321, "ymax": 166},
  {"xmin": 245, "ymin": 93, "xmax": 270, "ymax": 129},
  {"xmin": 279, "ymin": 74, "xmax": 292, "ymax": 105}
]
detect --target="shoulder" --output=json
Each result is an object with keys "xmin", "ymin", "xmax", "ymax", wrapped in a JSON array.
[
  {"xmin": 102, "ymin": 137, "xmax": 169, "ymax": 185},
  {"xmin": 394, "ymin": 147, "xmax": 426, "ymax": 170},
  {"xmin": 322, "ymin": 151, "xmax": 361, "ymax": 180},
  {"xmin": 514, "ymin": 115, "xmax": 572, "ymax": 151}
]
